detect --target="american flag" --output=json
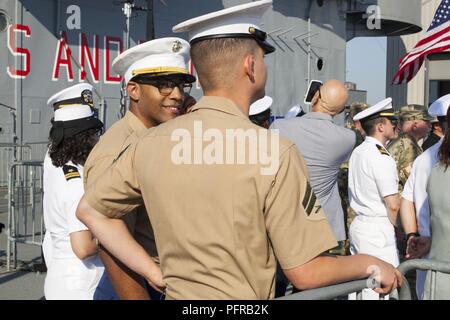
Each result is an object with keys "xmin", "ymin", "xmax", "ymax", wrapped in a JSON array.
[{"xmin": 392, "ymin": 0, "xmax": 450, "ymax": 85}]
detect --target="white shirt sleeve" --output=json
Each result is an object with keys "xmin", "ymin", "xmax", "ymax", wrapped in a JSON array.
[
  {"xmin": 402, "ymin": 165, "xmax": 415, "ymax": 202},
  {"xmin": 64, "ymin": 178, "xmax": 89, "ymax": 234},
  {"xmin": 372, "ymin": 156, "xmax": 399, "ymax": 197}
]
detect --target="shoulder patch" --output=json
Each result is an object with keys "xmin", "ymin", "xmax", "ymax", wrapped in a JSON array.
[
  {"xmin": 302, "ymin": 181, "xmax": 322, "ymax": 216},
  {"xmin": 376, "ymin": 144, "xmax": 390, "ymax": 156},
  {"xmin": 62, "ymin": 165, "xmax": 81, "ymax": 181}
]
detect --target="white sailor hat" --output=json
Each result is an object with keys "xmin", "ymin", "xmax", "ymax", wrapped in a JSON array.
[
  {"xmin": 249, "ymin": 95, "xmax": 273, "ymax": 116},
  {"xmin": 47, "ymin": 83, "xmax": 95, "ymax": 121},
  {"xmin": 428, "ymin": 94, "xmax": 450, "ymax": 117},
  {"xmin": 112, "ymin": 37, "xmax": 196, "ymax": 84},
  {"xmin": 353, "ymin": 97, "xmax": 396, "ymax": 121},
  {"xmin": 285, "ymin": 105, "xmax": 304, "ymax": 119},
  {"xmin": 47, "ymin": 83, "xmax": 103, "ymax": 146},
  {"xmin": 172, "ymin": 0, "xmax": 275, "ymax": 54}
]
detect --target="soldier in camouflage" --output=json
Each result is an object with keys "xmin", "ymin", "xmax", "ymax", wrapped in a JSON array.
[
  {"xmin": 387, "ymin": 104, "xmax": 433, "ymax": 192},
  {"xmin": 345, "ymin": 102, "xmax": 369, "ymax": 147}
]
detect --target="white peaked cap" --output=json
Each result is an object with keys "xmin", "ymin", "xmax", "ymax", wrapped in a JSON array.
[
  {"xmin": 353, "ymin": 98, "xmax": 394, "ymax": 121},
  {"xmin": 112, "ymin": 37, "xmax": 195, "ymax": 84},
  {"xmin": 249, "ymin": 96, "xmax": 273, "ymax": 116},
  {"xmin": 172, "ymin": 0, "xmax": 275, "ymax": 54},
  {"xmin": 47, "ymin": 83, "xmax": 95, "ymax": 122},
  {"xmin": 429, "ymin": 94, "xmax": 450, "ymax": 117}
]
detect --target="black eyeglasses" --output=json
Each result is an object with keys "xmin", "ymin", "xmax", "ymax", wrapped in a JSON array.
[{"xmin": 134, "ymin": 77, "xmax": 193, "ymax": 96}]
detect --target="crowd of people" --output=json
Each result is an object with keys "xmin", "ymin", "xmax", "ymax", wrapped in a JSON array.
[{"xmin": 41, "ymin": 0, "xmax": 450, "ymax": 300}]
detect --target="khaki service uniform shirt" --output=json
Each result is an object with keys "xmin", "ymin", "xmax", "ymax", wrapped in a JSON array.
[
  {"xmin": 85, "ymin": 96, "xmax": 337, "ymax": 300},
  {"xmin": 84, "ymin": 111, "xmax": 157, "ymax": 258}
]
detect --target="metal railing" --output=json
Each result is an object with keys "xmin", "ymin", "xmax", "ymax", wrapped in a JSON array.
[
  {"xmin": 398, "ymin": 259, "xmax": 450, "ymax": 300},
  {"xmin": 0, "ymin": 144, "xmax": 31, "ymax": 187},
  {"xmin": 6, "ymin": 161, "xmax": 44, "ymax": 271},
  {"xmin": 275, "ymin": 278, "xmax": 380, "ymax": 300},
  {"xmin": 275, "ymin": 258, "xmax": 450, "ymax": 300},
  {"xmin": 0, "ymin": 142, "xmax": 47, "ymax": 187}
]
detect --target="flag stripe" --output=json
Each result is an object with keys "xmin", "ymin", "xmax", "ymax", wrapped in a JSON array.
[
  {"xmin": 392, "ymin": 0, "xmax": 450, "ymax": 85},
  {"xmin": 400, "ymin": 34, "xmax": 450, "ymax": 67},
  {"xmin": 393, "ymin": 42, "xmax": 450, "ymax": 85},
  {"xmin": 415, "ymin": 21, "xmax": 450, "ymax": 48},
  {"xmin": 401, "ymin": 32, "xmax": 450, "ymax": 65}
]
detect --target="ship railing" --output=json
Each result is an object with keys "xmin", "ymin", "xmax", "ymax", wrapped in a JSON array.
[{"xmin": 6, "ymin": 161, "xmax": 44, "ymax": 271}]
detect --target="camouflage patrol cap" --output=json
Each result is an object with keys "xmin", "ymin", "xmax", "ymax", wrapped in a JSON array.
[
  {"xmin": 399, "ymin": 104, "xmax": 433, "ymax": 122},
  {"xmin": 348, "ymin": 102, "xmax": 369, "ymax": 120}
]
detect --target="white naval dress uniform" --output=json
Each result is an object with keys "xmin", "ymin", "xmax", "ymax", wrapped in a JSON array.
[
  {"xmin": 402, "ymin": 138, "xmax": 442, "ymax": 299},
  {"xmin": 348, "ymin": 136, "xmax": 400, "ymax": 300},
  {"xmin": 43, "ymin": 152, "xmax": 105, "ymax": 300}
]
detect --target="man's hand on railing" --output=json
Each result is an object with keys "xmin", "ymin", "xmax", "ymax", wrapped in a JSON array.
[
  {"xmin": 406, "ymin": 236, "xmax": 431, "ymax": 259},
  {"xmin": 370, "ymin": 259, "xmax": 404, "ymax": 295}
]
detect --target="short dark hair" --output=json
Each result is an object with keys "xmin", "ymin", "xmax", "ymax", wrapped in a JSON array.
[
  {"xmin": 360, "ymin": 117, "xmax": 387, "ymax": 136},
  {"xmin": 249, "ymin": 108, "xmax": 271, "ymax": 128},
  {"xmin": 190, "ymin": 38, "xmax": 259, "ymax": 92},
  {"xmin": 438, "ymin": 116, "xmax": 447, "ymax": 132},
  {"xmin": 48, "ymin": 129, "xmax": 98, "ymax": 167}
]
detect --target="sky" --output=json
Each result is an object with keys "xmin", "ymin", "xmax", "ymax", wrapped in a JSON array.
[{"xmin": 346, "ymin": 37, "xmax": 387, "ymax": 105}]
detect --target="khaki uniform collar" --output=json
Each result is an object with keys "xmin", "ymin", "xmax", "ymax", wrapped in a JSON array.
[
  {"xmin": 124, "ymin": 110, "xmax": 147, "ymax": 134},
  {"xmin": 191, "ymin": 96, "xmax": 249, "ymax": 120}
]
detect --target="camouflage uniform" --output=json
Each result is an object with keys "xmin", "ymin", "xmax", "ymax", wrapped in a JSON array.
[
  {"xmin": 344, "ymin": 102, "xmax": 368, "ymax": 148},
  {"xmin": 387, "ymin": 104, "xmax": 433, "ymax": 193},
  {"xmin": 338, "ymin": 102, "xmax": 369, "ymax": 255},
  {"xmin": 387, "ymin": 132, "xmax": 422, "ymax": 192}
]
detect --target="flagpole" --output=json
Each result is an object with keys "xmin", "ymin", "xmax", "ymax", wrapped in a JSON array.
[{"xmin": 424, "ymin": 56, "xmax": 430, "ymax": 108}]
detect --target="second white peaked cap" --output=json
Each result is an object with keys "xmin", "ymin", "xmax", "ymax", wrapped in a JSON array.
[
  {"xmin": 48, "ymin": 83, "xmax": 103, "ymax": 146},
  {"xmin": 285, "ymin": 105, "xmax": 303, "ymax": 119},
  {"xmin": 429, "ymin": 94, "xmax": 450, "ymax": 117},
  {"xmin": 353, "ymin": 97, "xmax": 394, "ymax": 121},
  {"xmin": 172, "ymin": 0, "xmax": 275, "ymax": 54},
  {"xmin": 249, "ymin": 96, "xmax": 273, "ymax": 116},
  {"xmin": 112, "ymin": 37, "xmax": 195, "ymax": 84},
  {"xmin": 47, "ymin": 83, "xmax": 95, "ymax": 122}
]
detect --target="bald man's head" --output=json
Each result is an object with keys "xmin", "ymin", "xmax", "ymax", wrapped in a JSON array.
[{"xmin": 312, "ymin": 79, "xmax": 348, "ymax": 115}]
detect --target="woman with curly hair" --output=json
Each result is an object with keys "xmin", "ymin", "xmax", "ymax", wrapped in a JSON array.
[{"xmin": 43, "ymin": 84, "xmax": 115, "ymax": 300}]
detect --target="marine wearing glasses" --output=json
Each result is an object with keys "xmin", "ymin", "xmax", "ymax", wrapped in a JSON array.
[{"xmin": 132, "ymin": 75, "xmax": 193, "ymax": 96}]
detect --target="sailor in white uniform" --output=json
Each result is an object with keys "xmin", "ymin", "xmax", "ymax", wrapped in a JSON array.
[
  {"xmin": 401, "ymin": 93, "xmax": 450, "ymax": 299},
  {"xmin": 348, "ymin": 98, "xmax": 400, "ymax": 300},
  {"xmin": 43, "ymin": 83, "xmax": 115, "ymax": 300}
]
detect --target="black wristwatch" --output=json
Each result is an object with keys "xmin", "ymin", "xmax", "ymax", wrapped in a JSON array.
[{"xmin": 406, "ymin": 232, "xmax": 420, "ymax": 241}]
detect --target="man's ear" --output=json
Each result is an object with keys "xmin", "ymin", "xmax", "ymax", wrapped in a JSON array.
[
  {"xmin": 377, "ymin": 120, "xmax": 386, "ymax": 133},
  {"xmin": 243, "ymin": 54, "xmax": 256, "ymax": 83},
  {"xmin": 311, "ymin": 90, "xmax": 320, "ymax": 105},
  {"xmin": 127, "ymin": 81, "xmax": 140, "ymax": 101}
]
